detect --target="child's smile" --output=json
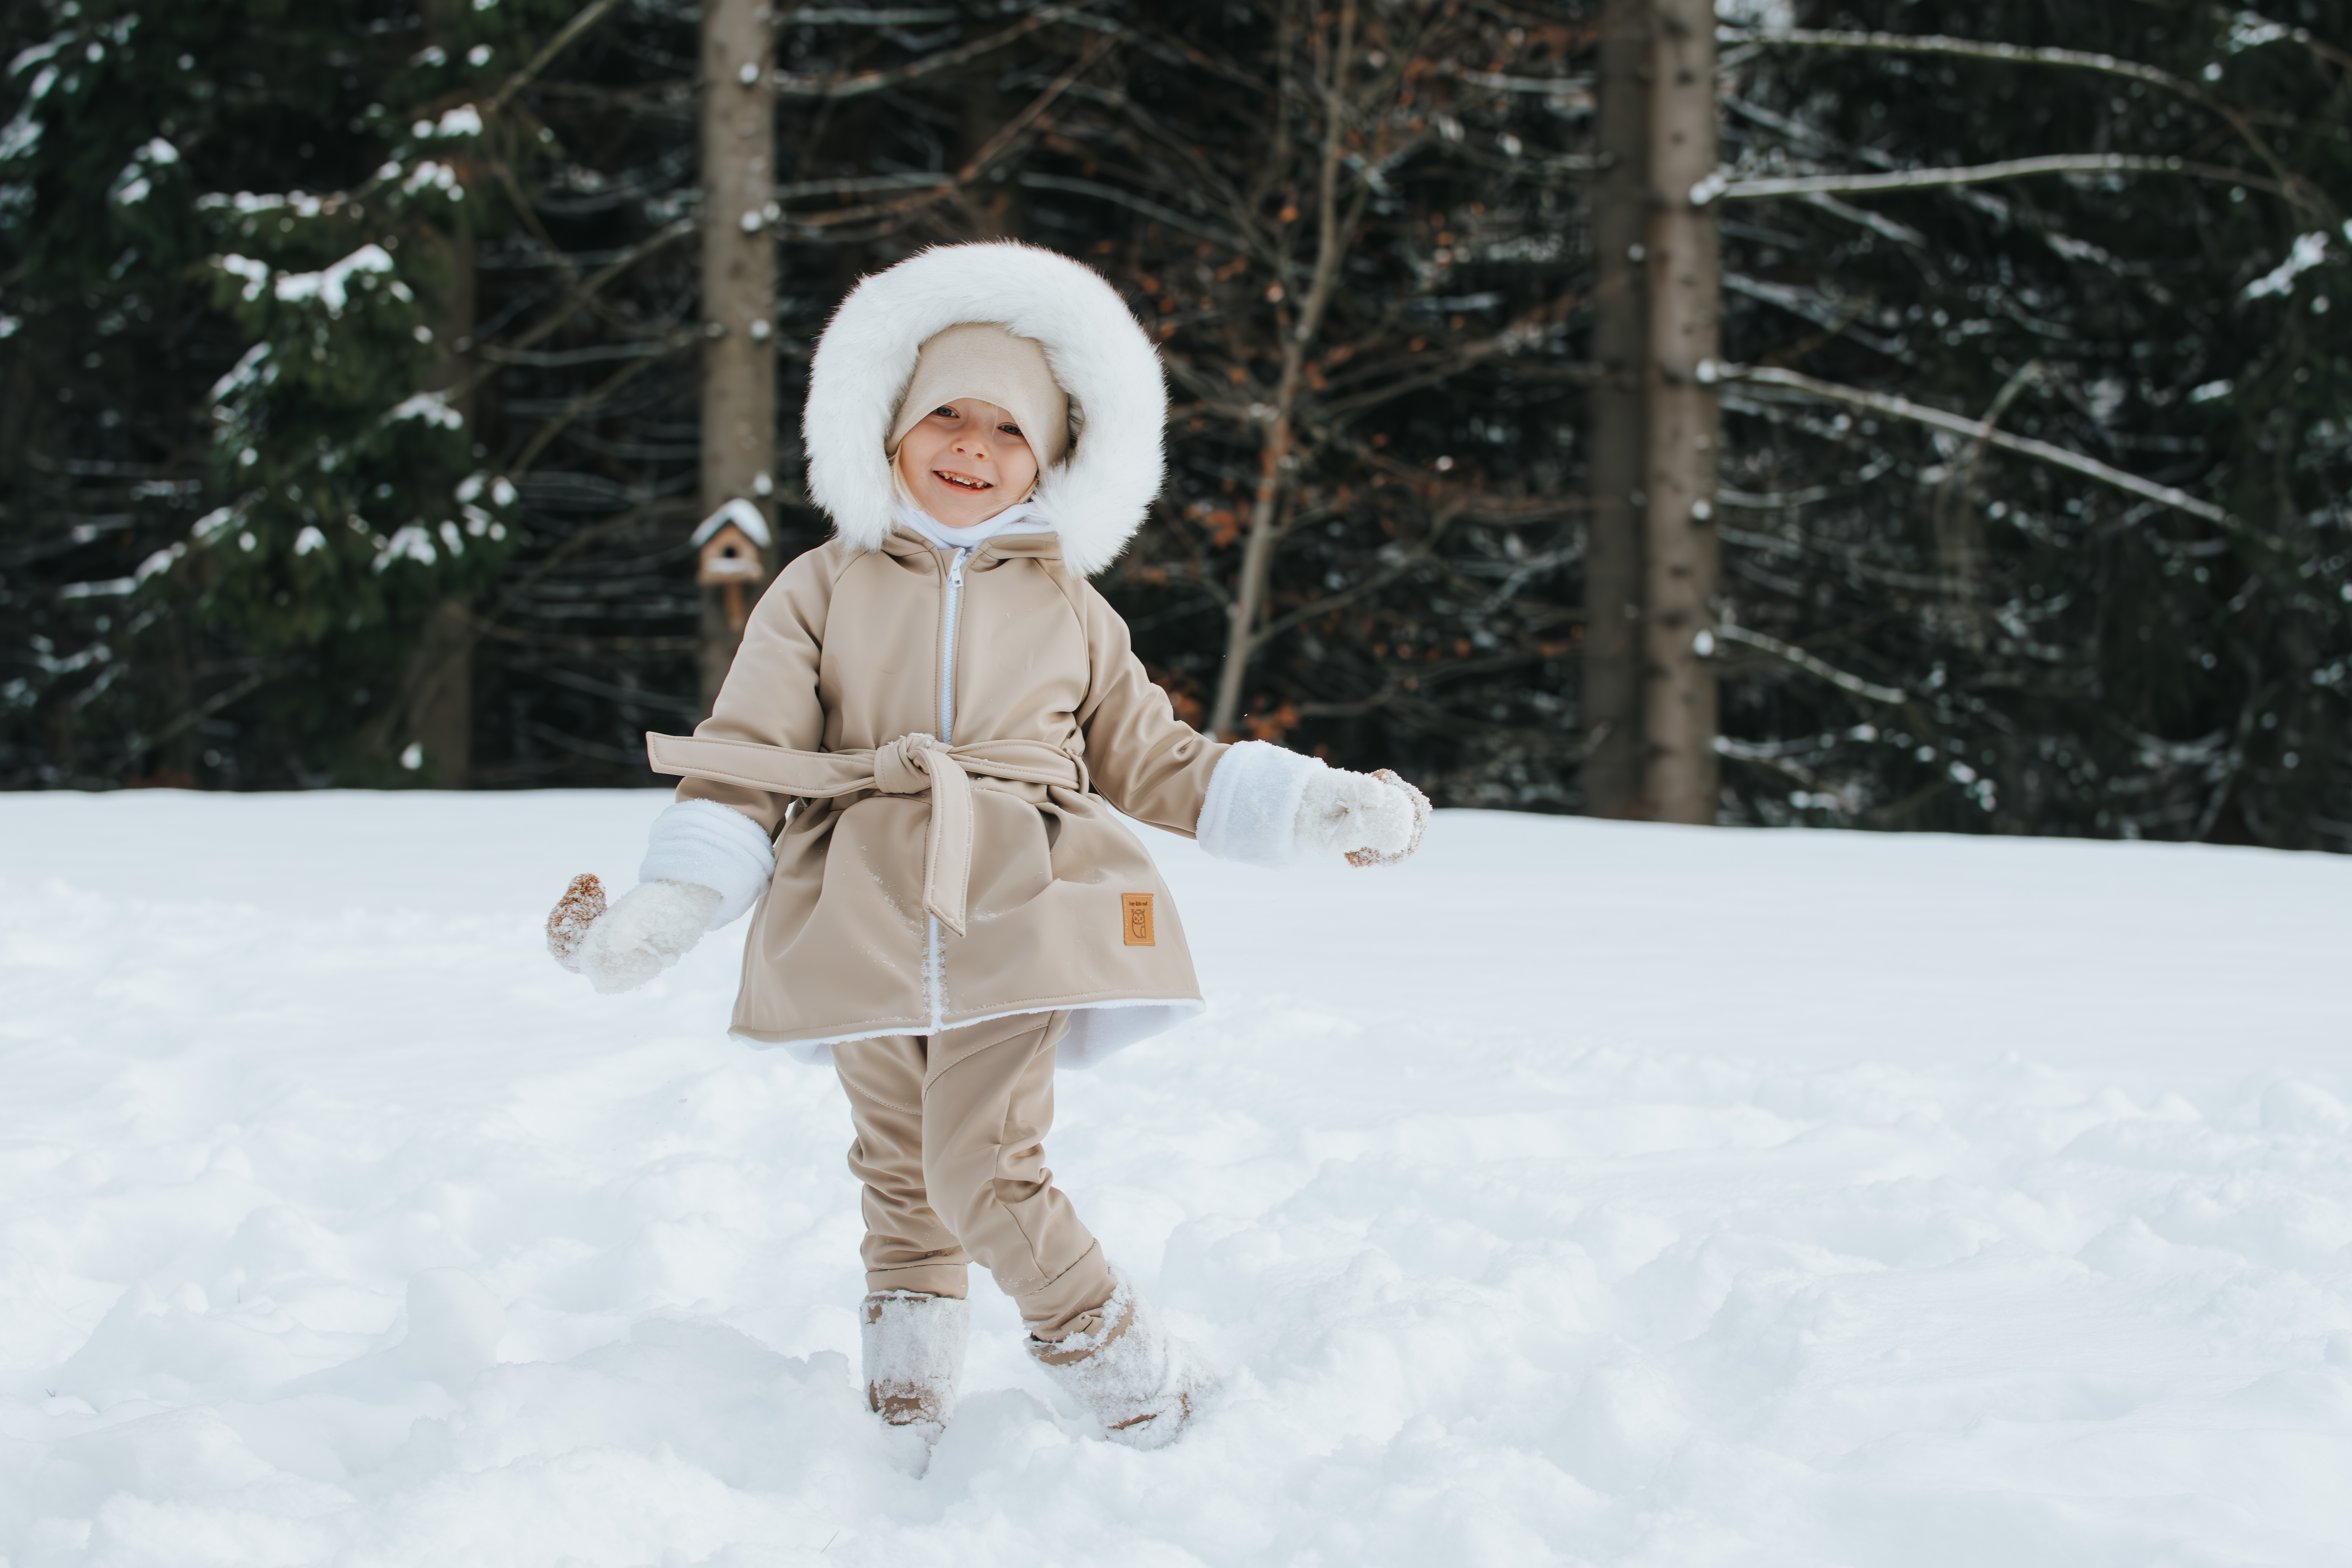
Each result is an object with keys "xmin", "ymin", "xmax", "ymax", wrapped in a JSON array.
[{"xmin": 896, "ymin": 399, "xmax": 1040, "ymax": 527}]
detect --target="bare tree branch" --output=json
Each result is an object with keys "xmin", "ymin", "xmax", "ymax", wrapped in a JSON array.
[
  {"xmin": 114, "ymin": 668, "xmax": 274, "ymax": 767},
  {"xmin": 777, "ymin": 34, "xmax": 1114, "ymax": 230},
  {"xmin": 485, "ymin": 0, "xmax": 633, "ymax": 120},
  {"xmin": 508, "ymin": 331, "xmax": 698, "ymax": 476},
  {"xmin": 1717, "ymin": 26, "xmax": 2327, "ymax": 216},
  {"xmin": 1714, "ymin": 624, "xmax": 1909, "ymax": 704},
  {"xmin": 771, "ymin": 7, "xmax": 1080, "ymax": 98},
  {"xmin": 1715, "ymin": 362, "xmax": 2240, "ymax": 529},
  {"xmin": 1015, "ymin": 172, "xmax": 1247, "ymax": 250},
  {"xmin": 1703, "ymin": 153, "xmax": 2285, "ymax": 205},
  {"xmin": 449, "ymin": 217, "xmax": 696, "ymax": 404}
]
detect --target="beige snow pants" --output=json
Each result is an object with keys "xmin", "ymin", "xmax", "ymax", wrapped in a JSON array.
[{"xmin": 832, "ymin": 1008, "xmax": 1115, "ymax": 1340}]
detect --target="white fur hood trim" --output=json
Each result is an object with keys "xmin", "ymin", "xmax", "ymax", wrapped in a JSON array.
[{"xmin": 802, "ymin": 242, "xmax": 1167, "ymax": 577}]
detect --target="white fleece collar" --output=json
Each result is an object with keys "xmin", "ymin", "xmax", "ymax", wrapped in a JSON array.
[{"xmin": 891, "ymin": 501, "xmax": 1047, "ymax": 552}]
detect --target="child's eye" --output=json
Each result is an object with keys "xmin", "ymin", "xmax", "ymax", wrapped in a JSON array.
[
  {"xmin": 933, "ymin": 405, "xmax": 957, "ymax": 418},
  {"xmin": 998, "ymin": 423, "xmax": 1023, "ymax": 437}
]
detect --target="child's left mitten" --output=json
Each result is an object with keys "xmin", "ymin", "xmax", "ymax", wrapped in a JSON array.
[{"xmin": 1295, "ymin": 766, "xmax": 1430, "ymax": 866}]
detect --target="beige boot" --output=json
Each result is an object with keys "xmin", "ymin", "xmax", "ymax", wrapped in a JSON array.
[
  {"xmin": 1025, "ymin": 1270, "xmax": 1210, "ymax": 1449},
  {"xmin": 861, "ymin": 1290, "xmax": 970, "ymax": 1434}
]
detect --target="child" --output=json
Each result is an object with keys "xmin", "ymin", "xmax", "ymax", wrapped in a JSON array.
[{"xmin": 549, "ymin": 242, "xmax": 1425, "ymax": 1449}]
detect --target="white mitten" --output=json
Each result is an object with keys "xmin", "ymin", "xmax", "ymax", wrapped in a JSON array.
[
  {"xmin": 1292, "ymin": 767, "xmax": 1430, "ymax": 865},
  {"xmin": 553, "ymin": 877, "xmax": 723, "ymax": 994}
]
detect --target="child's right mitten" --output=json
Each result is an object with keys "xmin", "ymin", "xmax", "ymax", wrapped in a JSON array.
[
  {"xmin": 559, "ymin": 878, "xmax": 723, "ymax": 993},
  {"xmin": 546, "ymin": 800, "xmax": 775, "ymax": 993}
]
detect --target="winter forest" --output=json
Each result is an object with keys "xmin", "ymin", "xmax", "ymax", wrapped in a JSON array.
[{"xmin": 6, "ymin": 0, "xmax": 2352, "ymax": 843}]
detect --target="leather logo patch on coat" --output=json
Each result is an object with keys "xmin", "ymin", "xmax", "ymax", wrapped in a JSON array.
[{"xmin": 1122, "ymin": 892, "xmax": 1155, "ymax": 946}]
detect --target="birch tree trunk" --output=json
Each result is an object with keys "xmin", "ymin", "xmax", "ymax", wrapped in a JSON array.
[
  {"xmin": 1639, "ymin": 0, "xmax": 1721, "ymax": 824},
  {"xmin": 1582, "ymin": 0, "xmax": 1649, "ymax": 818},
  {"xmin": 699, "ymin": 0, "xmax": 777, "ymax": 717}
]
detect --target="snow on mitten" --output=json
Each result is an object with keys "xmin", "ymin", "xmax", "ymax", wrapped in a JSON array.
[
  {"xmin": 546, "ymin": 874, "xmax": 608, "ymax": 973},
  {"xmin": 571, "ymin": 879, "xmax": 723, "ymax": 994},
  {"xmin": 1293, "ymin": 766, "xmax": 1428, "ymax": 866}
]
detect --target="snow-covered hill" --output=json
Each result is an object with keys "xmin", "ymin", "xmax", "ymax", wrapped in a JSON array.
[{"xmin": 5, "ymin": 791, "xmax": 2350, "ymax": 1566}]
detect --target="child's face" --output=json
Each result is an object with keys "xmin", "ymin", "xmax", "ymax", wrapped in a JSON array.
[{"xmin": 895, "ymin": 400, "xmax": 1041, "ymax": 527}]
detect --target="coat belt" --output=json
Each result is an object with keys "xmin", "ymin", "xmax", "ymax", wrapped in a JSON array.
[{"xmin": 644, "ymin": 731, "xmax": 1088, "ymax": 937}]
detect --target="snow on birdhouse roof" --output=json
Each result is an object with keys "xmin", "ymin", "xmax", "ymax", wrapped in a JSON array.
[{"xmin": 691, "ymin": 497, "xmax": 773, "ymax": 550}]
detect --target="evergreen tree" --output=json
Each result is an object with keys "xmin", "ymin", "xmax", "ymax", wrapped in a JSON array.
[{"xmin": 0, "ymin": 0, "xmax": 566, "ymax": 785}]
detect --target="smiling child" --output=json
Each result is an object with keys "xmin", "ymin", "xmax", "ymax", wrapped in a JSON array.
[{"xmin": 550, "ymin": 242, "xmax": 1426, "ymax": 1450}]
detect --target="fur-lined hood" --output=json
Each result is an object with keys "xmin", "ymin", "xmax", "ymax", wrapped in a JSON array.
[{"xmin": 802, "ymin": 242, "xmax": 1167, "ymax": 577}]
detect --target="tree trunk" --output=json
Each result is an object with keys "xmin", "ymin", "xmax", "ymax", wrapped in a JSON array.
[
  {"xmin": 1583, "ymin": 0, "xmax": 1649, "ymax": 819},
  {"xmin": 408, "ymin": 224, "xmax": 477, "ymax": 787},
  {"xmin": 401, "ymin": 0, "xmax": 481, "ymax": 788},
  {"xmin": 959, "ymin": 49, "xmax": 1027, "ymax": 240},
  {"xmin": 699, "ymin": 0, "xmax": 778, "ymax": 717},
  {"xmin": 406, "ymin": 597, "xmax": 475, "ymax": 784},
  {"xmin": 1639, "ymin": 0, "xmax": 1720, "ymax": 824}
]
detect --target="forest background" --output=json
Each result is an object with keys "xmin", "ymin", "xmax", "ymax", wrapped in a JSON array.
[{"xmin": 4, "ymin": 0, "xmax": 2350, "ymax": 849}]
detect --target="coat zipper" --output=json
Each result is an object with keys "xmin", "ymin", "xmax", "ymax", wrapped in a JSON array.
[
  {"xmin": 926, "ymin": 546, "xmax": 971, "ymax": 1030},
  {"xmin": 940, "ymin": 547, "xmax": 968, "ymax": 745}
]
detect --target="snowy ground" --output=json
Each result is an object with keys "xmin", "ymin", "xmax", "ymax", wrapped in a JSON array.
[{"xmin": 5, "ymin": 790, "xmax": 2352, "ymax": 1567}]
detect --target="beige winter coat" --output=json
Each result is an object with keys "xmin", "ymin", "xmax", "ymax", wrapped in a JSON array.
[{"xmin": 651, "ymin": 526, "xmax": 1228, "ymax": 1055}]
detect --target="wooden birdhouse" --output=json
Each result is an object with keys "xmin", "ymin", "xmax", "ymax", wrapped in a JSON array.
[{"xmin": 693, "ymin": 498, "xmax": 773, "ymax": 630}]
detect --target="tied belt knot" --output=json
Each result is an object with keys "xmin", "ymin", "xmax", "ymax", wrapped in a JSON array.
[
  {"xmin": 643, "ymin": 730, "xmax": 1088, "ymax": 937},
  {"xmin": 870, "ymin": 730, "xmax": 947, "ymax": 797}
]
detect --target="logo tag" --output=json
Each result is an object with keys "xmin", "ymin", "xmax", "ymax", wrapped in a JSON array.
[{"xmin": 1122, "ymin": 892, "xmax": 1155, "ymax": 946}]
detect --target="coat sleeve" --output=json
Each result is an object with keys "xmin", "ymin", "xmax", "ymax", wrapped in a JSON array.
[
  {"xmin": 1070, "ymin": 577, "xmax": 1230, "ymax": 838},
  {"xmin": 670, "ymin": 544, "xmax": 844, "ymax": 835}
]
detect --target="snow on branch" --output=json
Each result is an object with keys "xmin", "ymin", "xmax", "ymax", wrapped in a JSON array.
[
  {"xmin": 1718, "ymin": 27, "xmax": 2203, "ymax": 94},
  {"xmin": 2243, "ymin": 231, "xmax": 2332, "ymax": 299},
  {"xmin": 1711, "ymin": 363, "xmax": 2237, "ymax": 530},
  {"xmin": 1701, "ymin": 154, "xmax": 2278, "ymax": 206},
  {"xmin": 1712, "ymin": 624, "xmax": 1909, "ymax": 706}
]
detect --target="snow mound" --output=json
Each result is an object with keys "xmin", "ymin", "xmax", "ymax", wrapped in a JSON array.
[{"xmin": 5, "ymin": 791, "xmax": 2351, "ymax": 1564}]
